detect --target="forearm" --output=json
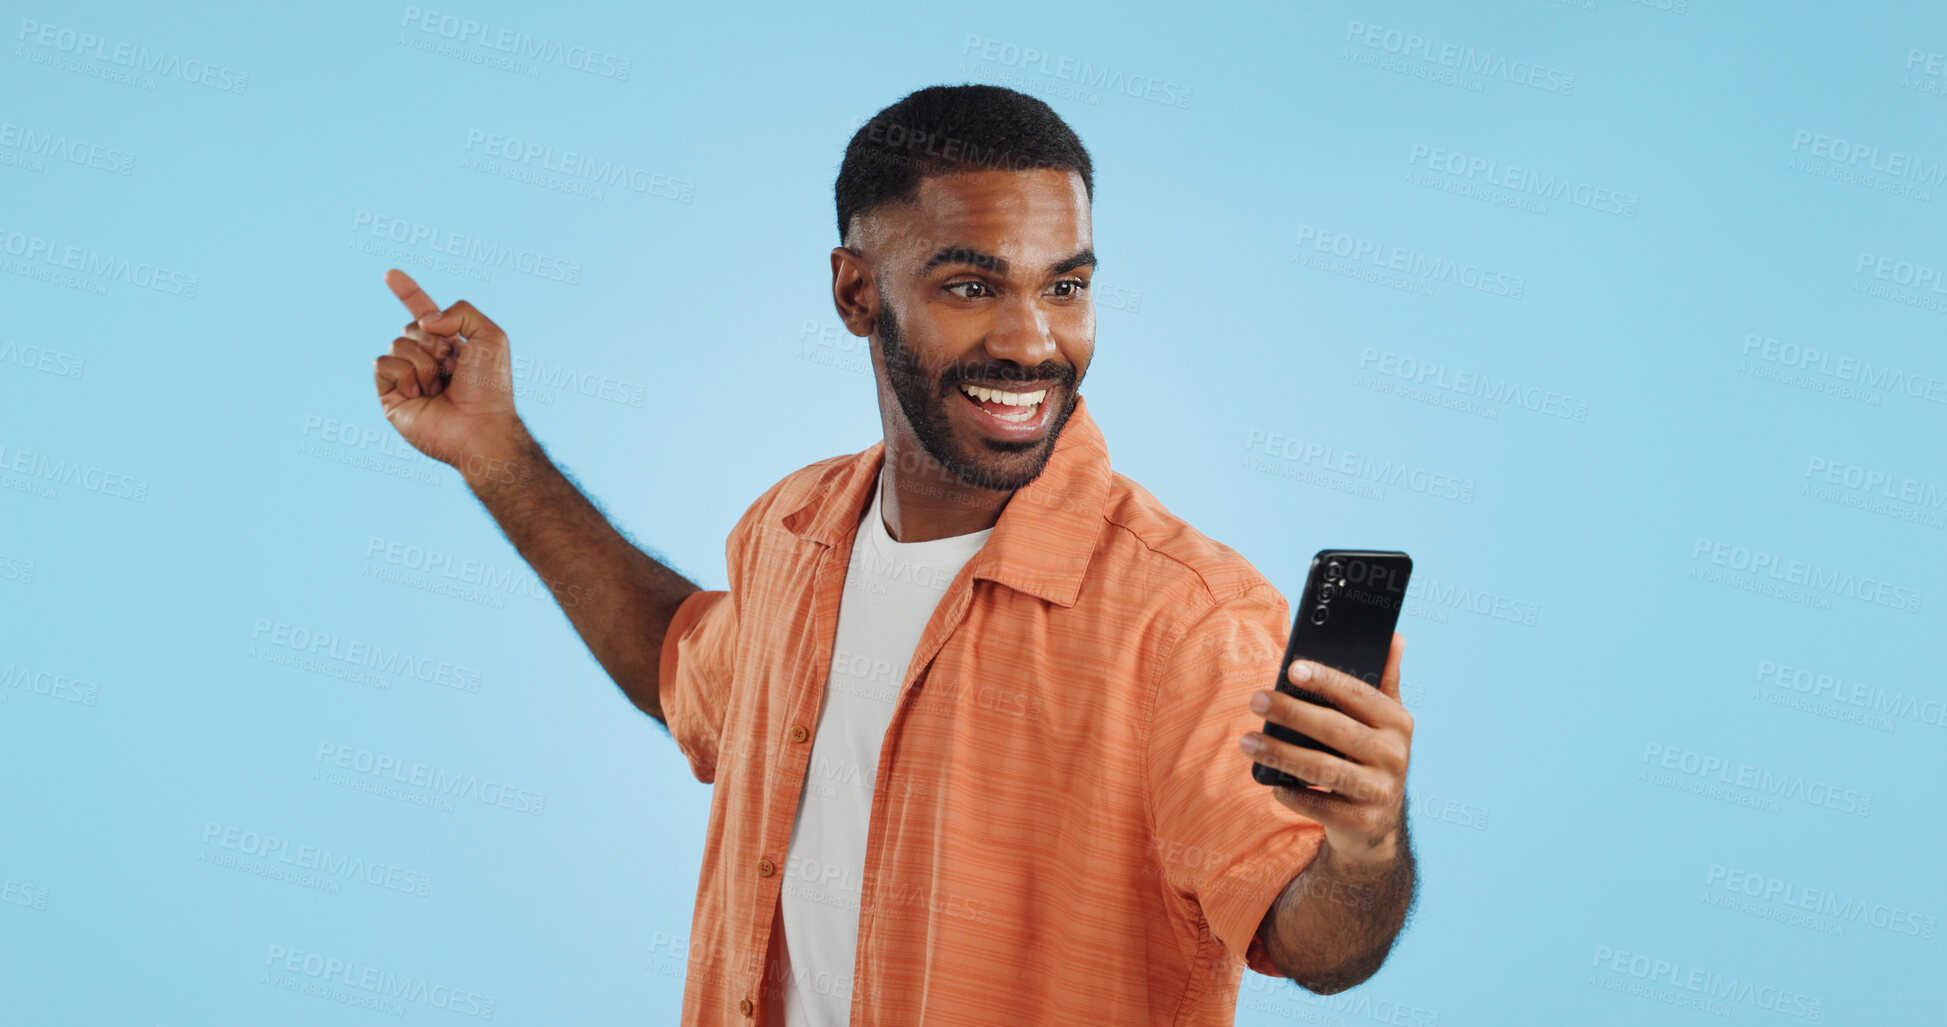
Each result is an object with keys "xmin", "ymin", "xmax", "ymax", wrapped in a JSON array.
[
  {"xmin": 461, "ymin": 423, "xmax": 700, "ymax": 723},
  {"xmin": 1260, "ymin": 827, "xmax": 1416, "ymax": 994}
]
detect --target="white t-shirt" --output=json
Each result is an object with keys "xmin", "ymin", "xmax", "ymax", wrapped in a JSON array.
[{"xmin": 776, "ymin": 470, "xmax": 993, "ymax": 1026}]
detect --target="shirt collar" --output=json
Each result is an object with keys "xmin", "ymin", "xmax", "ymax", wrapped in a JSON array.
[{"xmin": 780, "ymin": 393, "xmax": 1112, "ymax": 608}]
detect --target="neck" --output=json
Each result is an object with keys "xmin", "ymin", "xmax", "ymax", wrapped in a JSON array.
[{"xmin": 878, "ymin": 437, "xmax": 1010, "ymax": 543}]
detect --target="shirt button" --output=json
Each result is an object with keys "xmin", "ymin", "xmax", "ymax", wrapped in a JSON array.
[
  {"xmin": 758, "ymin": 858, "xmax": 776, "ymax": 877},
  {"xmin": 739, "ymin": 997, "xmax": 754, "ymax": 1016},
  {"xmin": 789, "ymin": 724, "xmax": 809, "ymax": 743}
]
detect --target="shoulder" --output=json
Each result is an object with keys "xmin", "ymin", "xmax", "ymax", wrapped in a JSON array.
[
  {"xmin": 715, "ymin": 451, "xmax": 870, "ymax": 595},
  {"xmin": 1093, "ymin": 475, "xmax": 1288, "ymax": 707},
  {"xmin": 729, "ymin": 450, "xmax": 865, "ymax": 540},
  {"xmin": 755, "ymin": 452, "xmax": 858, "ymax": 516},
  {"xmin": 1095, "ymin": 470, "xmax": 1280, "ymax": 615}
]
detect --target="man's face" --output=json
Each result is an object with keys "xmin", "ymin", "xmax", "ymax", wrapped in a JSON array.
[{"xmin": 844, "ymin": 168, "xmax": 1095, "ymax": 492}]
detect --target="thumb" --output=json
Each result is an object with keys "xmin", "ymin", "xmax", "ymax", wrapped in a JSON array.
[
  {"xmin": 419, "ymin": 300, "xmax": 508, "ymax": 364},
  {"xmin": 422, "ymin": 302, "xmax": 506, "ymax": 354}
]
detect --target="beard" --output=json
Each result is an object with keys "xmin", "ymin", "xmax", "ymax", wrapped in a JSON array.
[{"xmin": 876, "ymin": 302, "xmax": 1080, "ymax": 493}]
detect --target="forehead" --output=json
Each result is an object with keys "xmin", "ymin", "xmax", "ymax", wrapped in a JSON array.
[{"xmin": 885, "ymin": 168, "xmax": 1091, "ymax": 266}]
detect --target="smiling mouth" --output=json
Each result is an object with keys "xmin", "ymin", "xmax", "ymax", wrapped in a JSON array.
[{"xmin": 955, "ymin": 382, "xmax": 1048, "ymax": 423}]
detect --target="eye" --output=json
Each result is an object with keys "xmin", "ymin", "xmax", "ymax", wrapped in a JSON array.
[
  {"xmin": 945, "ymin": 280, "xmax": 991, "ymax": 299},
  {"xmin": 1047, "ymin": 278, "xmax": 1089, "ymax": 299}
]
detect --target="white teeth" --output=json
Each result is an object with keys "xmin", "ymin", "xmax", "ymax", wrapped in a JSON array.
[{"xmin": 959, "ymin": 383, "xmax": 1048, "ymax": 407}]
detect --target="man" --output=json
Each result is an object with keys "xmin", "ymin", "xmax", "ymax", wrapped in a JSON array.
[{"xmin": 371, "ymin": 84, "xmax": 1416, "ymax": 1025}]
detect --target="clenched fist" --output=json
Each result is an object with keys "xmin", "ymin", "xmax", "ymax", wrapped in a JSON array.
[{"xmin": 373, "ymin": 269, "xmax": 528, "ymax": 479}]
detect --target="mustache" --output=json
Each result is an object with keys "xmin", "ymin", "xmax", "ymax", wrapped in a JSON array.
[{"xmin": 938, "ymin": 361, "xmax": 1076, "ymax": 388}]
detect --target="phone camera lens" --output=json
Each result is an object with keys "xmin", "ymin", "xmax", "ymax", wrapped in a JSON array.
[
  {"xmin": 1309, "ymin": 604, "xmax": 1329, "ymax": 625},
  {"xmin": 1318, "ymin": 583, "xmax": 1337, "ymax": 602},
  {"xmin": 1326, "ymin": 560, "xmax": 1344, "ymax": 579}
]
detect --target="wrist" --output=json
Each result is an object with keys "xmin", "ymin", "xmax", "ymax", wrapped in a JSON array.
[
  {"xmin": 456, "ymin": 419, "xmax": 537, "ymax": 495},
  {"xmin": 1317, "ymin": 834, "xmax": 1401, "ymax": 877}
]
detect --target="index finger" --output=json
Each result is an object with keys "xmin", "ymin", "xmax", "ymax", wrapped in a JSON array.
[
  {"xmin": 384, "ymin": 268, "xmax": 441, "ymax": 321},
  {"xmin": 1377, "ymin": 632, "xmax": 1406, "ymax": 704},
  {"xmin": 1287, "ymin": 654, "xmax": 1390, "ymax": 725},
  {"xmin": 418, "ymin": 299, "xmax": 506, "ymax": 346}
]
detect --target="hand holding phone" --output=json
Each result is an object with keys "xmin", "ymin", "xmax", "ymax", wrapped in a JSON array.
[{"xmin": 1252, "ymin": 550, "xmax": 1413, "ymax": 790}]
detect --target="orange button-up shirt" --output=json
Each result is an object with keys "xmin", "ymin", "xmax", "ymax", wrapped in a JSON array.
[{"xmin": 658, "ymin": 394, "xmax": 1324, "ymax": 1025}]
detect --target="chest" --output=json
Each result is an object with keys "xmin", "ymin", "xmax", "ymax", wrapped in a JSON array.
[{"xmin": 727, "ymin": 541, "xmax": 1150, "ymax": 812}]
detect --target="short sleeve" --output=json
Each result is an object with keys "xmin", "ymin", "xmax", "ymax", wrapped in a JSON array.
[
  {"xmin": 656, "ymin": 478, "xmax": 785, "ymax": 785},
  {"xmin": 1145, "ymin": 583, "xmax": 1326, "ymax": 978},
  {"xmin": 658, "ymin": 587, "xmax": 737, "ymax": 784}
]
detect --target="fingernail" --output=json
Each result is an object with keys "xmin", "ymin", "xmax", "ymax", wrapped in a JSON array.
[
  {"xmin": 1290, "ymin": 662, "xmax": 1313, "ymax": 682},
  {"xmin": 418, "ymin": 315, "xmax": 436, "ymax": 328},
  {"xmin": 1249, "ymin": 692, "xmax": 1270, "ymax": 714},
  {"xmin": 1239, "ymin": 735, "xmax": 1260, "ymax": 754}
]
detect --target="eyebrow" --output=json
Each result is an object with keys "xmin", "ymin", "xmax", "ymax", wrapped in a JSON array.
[{"xmin": 915, "ymin": 246, "xmax": 1097, "ymax": 279}]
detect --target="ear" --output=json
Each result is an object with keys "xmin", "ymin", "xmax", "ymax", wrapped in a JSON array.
[{"xmin": 830, "ymin": 245, "xmax": 878, "ymax": 339}]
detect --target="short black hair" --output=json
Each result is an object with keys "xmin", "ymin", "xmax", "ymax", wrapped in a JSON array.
[{"xmin": 835, "ymin": 84, "xmax": 1094, "ymax": 242}]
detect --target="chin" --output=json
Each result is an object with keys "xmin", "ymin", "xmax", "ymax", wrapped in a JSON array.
[{"xmin": 940, "ymin": 434, "xmax": 1058, "ymax": 492}]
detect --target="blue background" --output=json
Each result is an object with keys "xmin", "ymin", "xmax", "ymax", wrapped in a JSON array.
[{"xmin": 4, "ymin": 1, "xmax": 1943, "ymax": 1023}]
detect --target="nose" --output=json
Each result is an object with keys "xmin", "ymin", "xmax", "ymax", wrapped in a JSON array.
[{"xmin": 982, "ymin": 293, "xmax": 1059, "ymax": 370}]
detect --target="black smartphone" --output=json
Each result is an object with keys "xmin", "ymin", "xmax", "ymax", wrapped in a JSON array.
[{"xmin": 1252, "ymin": 549, "xmax": 1413, "ymax": 790}]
